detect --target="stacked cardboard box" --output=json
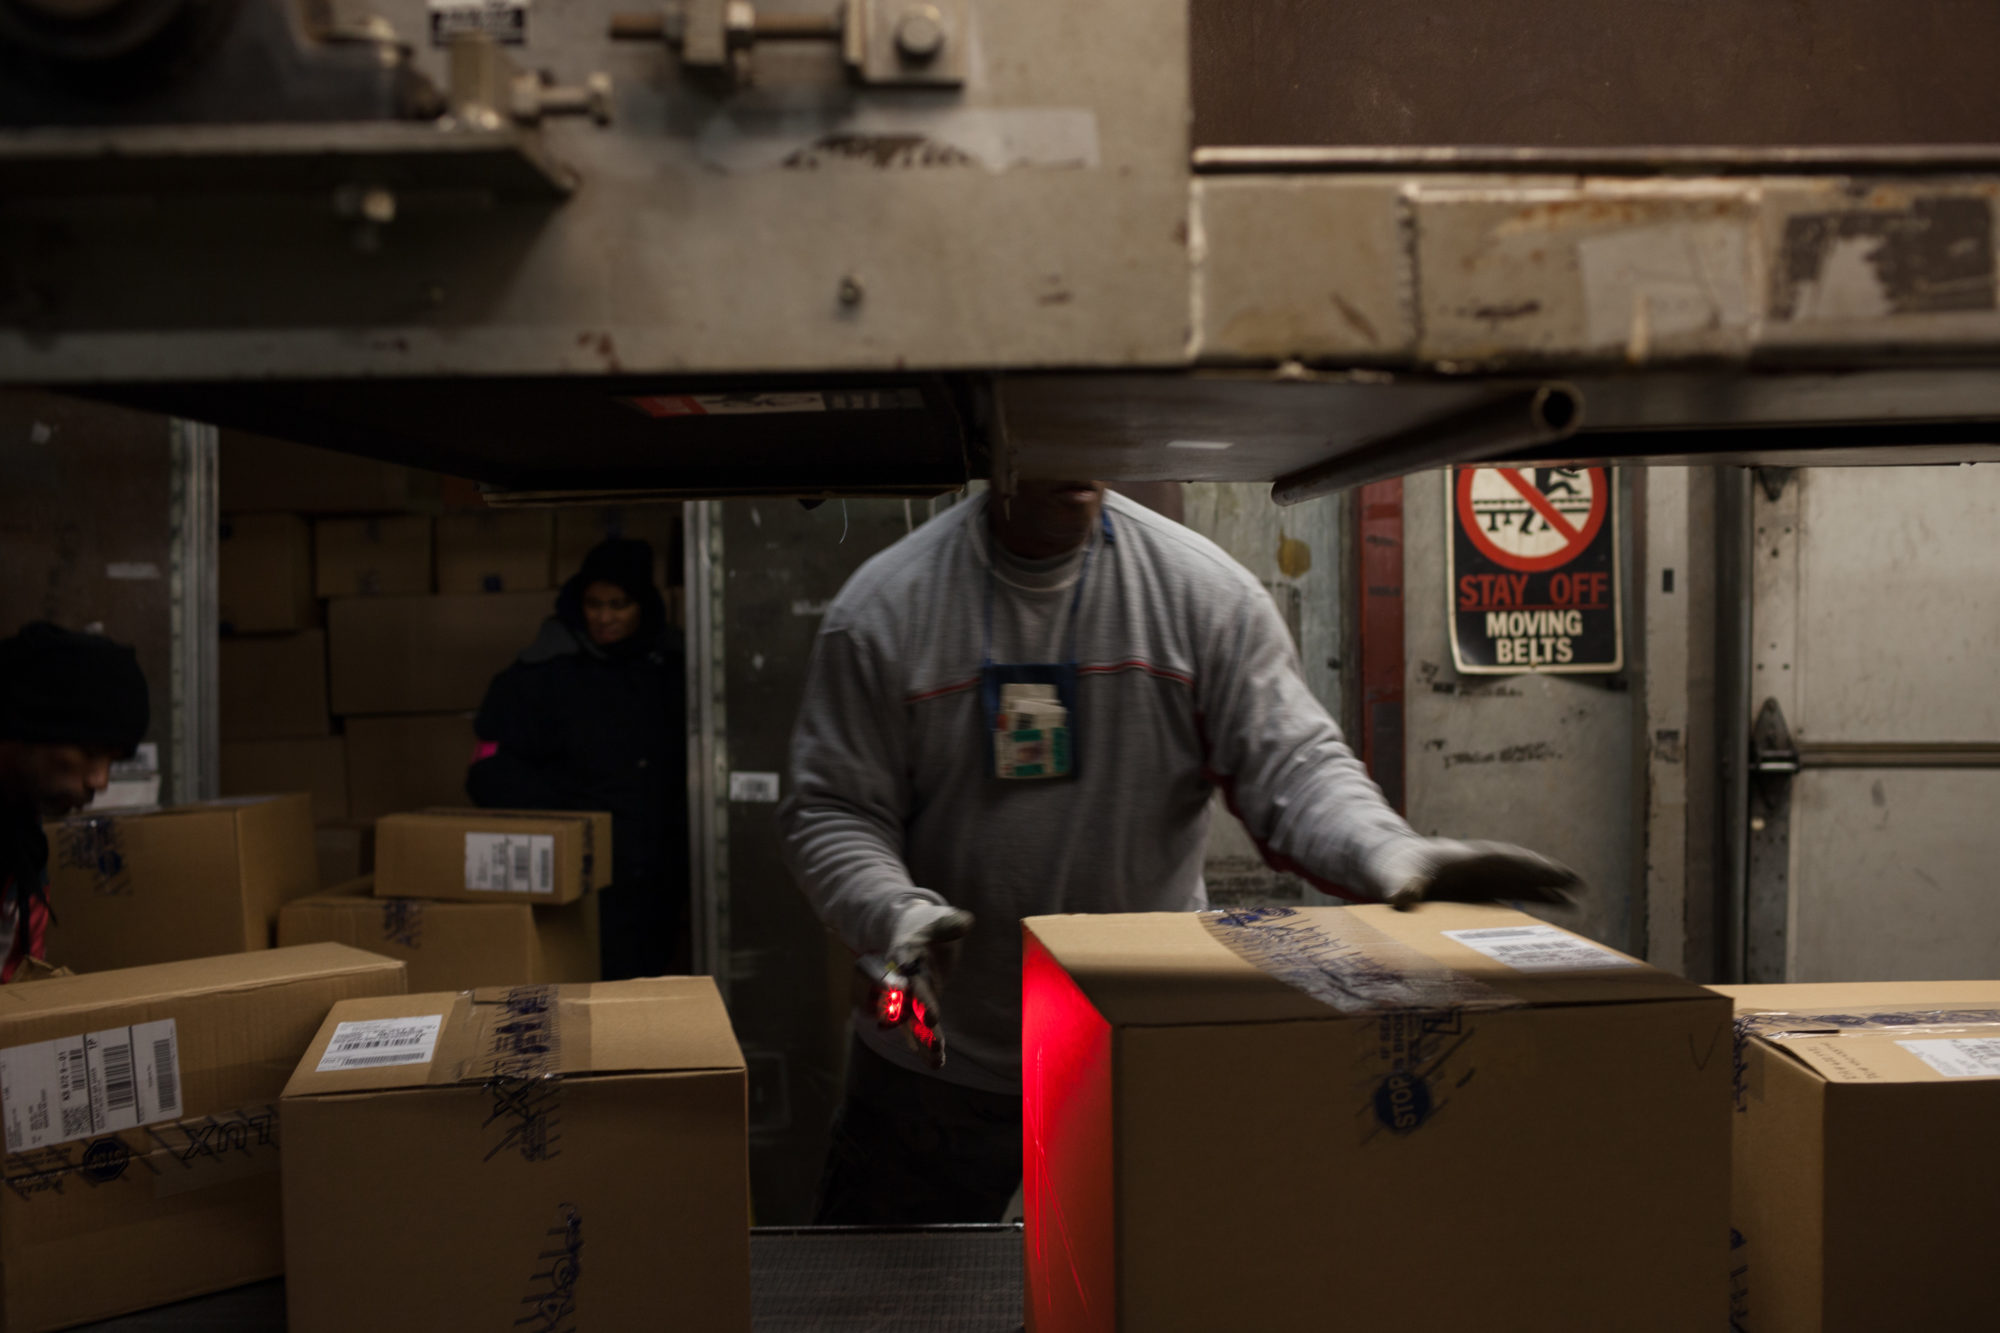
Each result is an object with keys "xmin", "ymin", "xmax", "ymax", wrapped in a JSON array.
[
  {"xmin": 315, "ymin": 515, "xmax": 433, "ymax": 597},
  {"xmin": 1021, "ymin": 905, "xmax": 1733, "ymax": 1332},
  {"xmin": 1719, "ymin": 981, "xmax": 2000, "ymax": 1332},
  {"xmin": 314, "ymin": 818, "xmax": 376, "ymax": 888},
  {"xmin": 0, "ymin": 943, "xmax": 405, "ymax": 1331},
  {"xmin": 218, "ymin": 513, "xmax": 315, "ymax": 634},
  {"xmin": 343, "ymin": 712, "xmax": 480, "ymax": 820},
  {"xmin": 327, "ymin": 593, "xmax": 548, "ymax": 716},
  {"xmin": 218, "ymin": 443, "xmax": 582, "ymax": 867},
  {"xmin": 43, "ymin": 793, "xmax": 320, "ymax": 971},
  {"xmin": 282, "ymin": 977, "xmax": 750, "ymax": 1332},
  {"xmin": 280, "ymin": 877, "xmax": 598, "ymax": 994},
  {"xmin": 437, "ymin": 510, "xmax": 554, "ymax": 593}
]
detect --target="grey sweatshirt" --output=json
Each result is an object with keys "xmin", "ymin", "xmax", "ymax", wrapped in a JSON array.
[{"xmin": 778, "ymin": 491, "xmax": 1424, "ymax": 1092}]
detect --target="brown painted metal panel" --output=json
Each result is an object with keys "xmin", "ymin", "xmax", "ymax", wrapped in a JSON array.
[{"xmin": 1192, "ymin": 0, "xmax": 2000, "ymax": 148}]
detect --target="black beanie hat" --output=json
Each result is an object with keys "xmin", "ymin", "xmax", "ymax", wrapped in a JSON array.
[{"xmin": 0, "ymin": 622, "xmax": 150, "ymax": 756}]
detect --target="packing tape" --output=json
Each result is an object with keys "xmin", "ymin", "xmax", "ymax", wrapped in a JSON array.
[
  {"xmin": 1733, "ymin": 1007, "xmax": 2000, "ymax": 1110},
  {"xmin": 1199, "ymin": 906, "xmax": 1523, "ymax": 1015},
  {"xmin": 1, "ymin": 1103, "xmax": 280, "ymax": 1203}
]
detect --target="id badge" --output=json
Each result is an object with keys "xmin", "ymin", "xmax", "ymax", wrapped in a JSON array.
[{"xmin": 992, "ymin": 682, "xmax": 1072, "ymax": 779}]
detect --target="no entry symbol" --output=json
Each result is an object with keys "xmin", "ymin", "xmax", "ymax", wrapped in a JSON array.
[{"xmin": 1455, "ymin": 467, "xmax": 1609, "ymax": 573}]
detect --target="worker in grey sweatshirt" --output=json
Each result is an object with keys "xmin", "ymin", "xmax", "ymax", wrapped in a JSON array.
[{"xmin": 780, "ymin": 479, "xmax": 1576, "ymax": 1224}]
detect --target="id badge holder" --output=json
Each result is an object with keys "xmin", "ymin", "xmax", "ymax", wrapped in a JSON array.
[{"xmin": 981, "ymin": 662, "xmax": 1078, "ymax": 780}]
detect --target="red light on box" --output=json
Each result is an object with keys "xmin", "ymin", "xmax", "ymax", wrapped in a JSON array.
[{"xmin": 877, "ymin": 987, "xmax": 905, "ymax": 1025}]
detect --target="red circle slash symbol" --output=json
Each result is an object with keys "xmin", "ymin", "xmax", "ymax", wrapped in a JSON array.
[{"xmin": 1456, "ymin": 467, "xmax": 1608, "ymax": 573}]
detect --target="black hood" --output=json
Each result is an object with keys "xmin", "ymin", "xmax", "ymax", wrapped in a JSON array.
[{"xmin": 553, "ymin": 538, "xmax": 668, "ymax": 657}]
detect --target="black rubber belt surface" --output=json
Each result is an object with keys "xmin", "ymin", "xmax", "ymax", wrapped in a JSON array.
[{"xmin": 75, "ymin": 1225, "xmax": 1025, "ymax": 1332}]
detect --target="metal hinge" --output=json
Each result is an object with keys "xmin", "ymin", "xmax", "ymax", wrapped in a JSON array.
[{"xmin": 1751, "ymin": 697, "xmax": 1799, "ymax": 777}]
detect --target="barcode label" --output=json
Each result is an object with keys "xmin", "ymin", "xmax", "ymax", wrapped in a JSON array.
[
  {"xmin": 1897, "ymin": 1037, "xmax": 2000, "ymax": 1079},
  {"xmin": 464, "ymin": 833, "xmax": 557, "ymax": 895},
  {"xmin": 100, "ymin": 1039, "xmax": 135, "ymax": 1113},
  {"xmin": 0, "ymin": 1018, "xmax": 182, "ymax": 1153},
  {"xmin": 316, "ymin": 1014, "xmax": 445, "ymax": 1073},
  {"xmin": 1442, "ymin": 924, "xmax": 1639, "ymax": 973},
  {"xmin": 152, "ymin": 1038, "xmax": 178, "ymax": 1110}
]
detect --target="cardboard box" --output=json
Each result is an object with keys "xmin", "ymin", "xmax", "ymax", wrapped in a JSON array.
[
  {"xmin": 374, "ymin": 808, "xmax": 611, "ymax": 906},
  {"xmin": 554, "ymin": 504, "xmax": 680, "ymax": 587},
  {"xmin": 44, "ymin": 794, "xmax": 321, "ymax": 972},
  {"xmin": 344, "ymin": 712, "xmax": 479, "ymax": 821},
  {"xmin": 1717, "ymin": 981, "xmax": 2000, "ymax": 1333},
  {"xmin": 220, "ymin": 630, "xmax": 330, "ymax": 741},
  {"xmin": 280, "ymin": 881, "xmax": 599, "ymax": 993},
  {"xmin": 218, "ymin": 513, "xmax": 315, "ymax": 634},
  {"xmin": 0, "ymin": 944, "xmax": 405, "ymax": 1332},
  {"xmin": 282, "ymin": 978, "xmax": 751, "ymax": 1333},
  {"xmin": 1021, "ymin": 905, "xmax": 1732, "ymax": 1332},
  {"xmin": 221, "ymin": 431, "xmax": 429, "ymax": 514},
  {"xmin": 314, "ymin": 515, "xmax": 433, "ymax": 598},
  {"xmin": 315, "ymin": 819, "xmax": 376, "ymax": 888},
  {"xmin": 327, "ymin": 593, "xmax": 548, "ymax": 715},
  {"xmin": 436, "ymin": 510, "xmax": 554, "ymax": 594},
  {"xmin": 220, "ymin": 735, "xmax": 348, "ymax": 821}
]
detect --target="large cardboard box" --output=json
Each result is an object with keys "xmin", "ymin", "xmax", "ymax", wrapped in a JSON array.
[
  {"xmin": 219, "ymin": 630, "xmax": 330, "ymax": 741},
  {"xmin": 554, "ymin": 503, "xmax": 680, "ymax": 587},
  {"xmin": 314, "ymin": 515, "xmax": 433, "ymax": 598},
  {"xmin": 44, "ymin": 794, "xmax": 321, "ymax": 972},
  {"xmin": 315, "ymin": 819, "xmax": 376, "ymax": 888},
  {"xmin": 280, "ymin": 881, "xmax": 599, "ymax": 993},
  {"xmin": 218, "ymin": 513, "xmax": 315, "ymax": 634},
  {"xmin": 436, "ymin": 510, "xmax": 554, "ymax": 594},
  {"xmin": 344, "ymin": 712, "xmax": 478, "ymax": 821},
  {"xmin": 0, "ymin": 944, "xmax": 406, "ymax": 1332},
  {"xmin": 327, "ymin": 593, "xmax": 547, "ymax": 715},
  {"xmin": 1021, "ymin": 905, "xmax": 1733, "ymax": 1332},
  {"xmin": 282, "ymin": 978, "xmax": 750, "ymax": 1332},
  {"xmin": 220, "ymin": 735, "xmax": 348, "ymax": 821},
  {"xmin": 1717, "ymin": 981, "xmax": 2000, "ymax": 1333},
  {"xmin": 221, "ymin": 431, "xmax": 428, "ymax": 514},
  {"xmin": 374, "ymin": 808, "xmax": 611, "ymax": 906}
]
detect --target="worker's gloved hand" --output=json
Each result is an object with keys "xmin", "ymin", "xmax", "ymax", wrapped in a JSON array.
[
  {"xmin": 885, "ymin": 902, "xmax": 975, "ymax": 994},
  {"xmin": 1369, "ymin": 838, "xmax": 1581, "ymax": 912},
  {"xmin": 856, "ymin": 902, "xmax": 974, "ymax": 1069}
]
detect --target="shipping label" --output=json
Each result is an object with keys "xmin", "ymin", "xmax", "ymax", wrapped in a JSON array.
[
  {"xmin": 316, "ymin": 1015, "xmax": 445, "ymax": 1072},
  {"xmin": 1896, "ymin": 1037, "xmax": 2000, "ymax": 1079},
  {"xmin": 464, "ymin": 832, "xmax": 556, "ymax": 895},
  {"xmin": 1442, "ymin": 924, "xmax": 1639, "ymax": 973},
  {"xmin": 0, "ymin": 1019, "xmax": 182, "ymax": 1153}
]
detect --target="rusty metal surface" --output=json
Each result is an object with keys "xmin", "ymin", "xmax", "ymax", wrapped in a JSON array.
[
  {"xmin": 1193, "ymin": 173, "xmax": 2000, "ymax": 369},
  {"xmin": 1191, "ymin": 0, "xmax": 2000, "ymax": 149}
]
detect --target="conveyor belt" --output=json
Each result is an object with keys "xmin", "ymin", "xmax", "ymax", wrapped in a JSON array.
[{"xmin": 75, "ymin": 1225, "xmax": 1025, "ymax": 1332}]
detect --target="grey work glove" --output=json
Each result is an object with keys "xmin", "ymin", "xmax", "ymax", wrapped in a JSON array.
[
  {"xmin": 856, "ymin": 902, "xmax": 974, "ymax": 1069},
  {"xmin": 1369, "ymin": 838, "xmax": 1581, "ymax": 911}
]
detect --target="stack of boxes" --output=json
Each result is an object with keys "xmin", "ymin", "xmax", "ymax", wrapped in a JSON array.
[
  {"xmin": 215, "ymin": 433, "xmax": 683, "ymax": 887},
  {"xmin": 279, "ymin": 808, "xmax": 611, "ymax": 993}
]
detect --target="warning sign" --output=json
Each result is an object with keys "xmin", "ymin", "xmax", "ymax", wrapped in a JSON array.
[{"xmin": 1448, "ymin": 466, "xmax": 1621, "ymax": 674}]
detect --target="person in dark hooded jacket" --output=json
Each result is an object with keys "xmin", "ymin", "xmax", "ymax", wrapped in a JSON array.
[
  {"xmin": 0, "ymin": 622, "xmax": 150, "ymax": 982},
  {"xmin": 467, "ymin": 539, "xmax": 689, "ymax": 979}
]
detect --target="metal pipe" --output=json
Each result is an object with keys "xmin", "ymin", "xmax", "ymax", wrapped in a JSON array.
[{"xmin": 1270, "ymin": 383, "xmax": 1583, "ymax": 506}]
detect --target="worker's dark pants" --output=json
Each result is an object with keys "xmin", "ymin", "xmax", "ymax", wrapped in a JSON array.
[{"xmin": 814, "ymin": 1037, "xmax": 1021, "ymax": 1225}]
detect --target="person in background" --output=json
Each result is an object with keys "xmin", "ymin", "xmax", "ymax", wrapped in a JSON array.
[
  {"xmin": 468, "ymin": 538, "xmax": 689, "ymax": 980},
  {"xmin": 781, "ymin": 479, "xmax": 1577, "ymax": 1224},
  {"xmin": 0, "ymin": 622, "xmax": 149, "ymax": 982}
]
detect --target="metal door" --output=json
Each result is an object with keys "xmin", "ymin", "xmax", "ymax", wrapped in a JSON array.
[{"xmin": 1745, "ymin": 465, "xmax": 2000, "ymax": 981}]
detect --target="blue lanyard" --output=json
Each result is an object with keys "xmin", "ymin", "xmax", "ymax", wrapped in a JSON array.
[{"xmin": 981, "ymin": 511, "xmax": 1114, "ymax": 668}]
